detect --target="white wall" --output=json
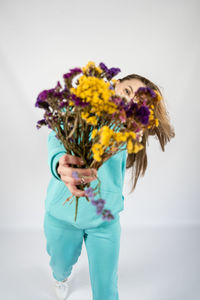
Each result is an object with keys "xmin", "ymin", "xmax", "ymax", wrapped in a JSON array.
[{"xmin": 0, "ymin": 0, "xmax": 199, "ymax": 229}]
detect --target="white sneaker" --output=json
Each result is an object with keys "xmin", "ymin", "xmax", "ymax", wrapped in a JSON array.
[{"xmin": 54, "ymin": 277, "xmax": 69, "ymax": 300}]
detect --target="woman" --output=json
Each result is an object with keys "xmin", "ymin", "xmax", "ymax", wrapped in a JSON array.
[{"xmin": 43, "ymin": 74, "xmax": 175, "ymax": 300}]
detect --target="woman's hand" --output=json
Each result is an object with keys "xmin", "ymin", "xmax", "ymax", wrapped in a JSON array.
[{"xmin": 57, "ymin": 154, "xmax": 98, "ymax": 197}]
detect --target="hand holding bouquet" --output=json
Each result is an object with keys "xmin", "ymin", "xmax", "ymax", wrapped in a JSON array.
[{"xmin": 35, "ymin": 61, "xmax": 161, "ymax": 222}]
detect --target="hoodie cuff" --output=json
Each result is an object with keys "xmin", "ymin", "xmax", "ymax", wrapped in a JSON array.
[{"xmin": 51, "ymin": 151, "xmax": 66, "ymax": 181}]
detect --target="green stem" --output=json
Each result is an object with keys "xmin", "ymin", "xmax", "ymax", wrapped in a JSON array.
[{"xmin": 74, "ymin": 196, "xmax": 79, "ymax": 222}]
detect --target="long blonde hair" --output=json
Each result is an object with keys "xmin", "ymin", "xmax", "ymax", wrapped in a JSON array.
[{"xmin": 118, "ymin": 74, "xmax": 175, "ymax": 193}]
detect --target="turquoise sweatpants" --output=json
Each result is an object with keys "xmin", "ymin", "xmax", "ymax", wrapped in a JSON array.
[{"xmin": 43, "ymin": 211, "xmax": 121, "ymax": 300}]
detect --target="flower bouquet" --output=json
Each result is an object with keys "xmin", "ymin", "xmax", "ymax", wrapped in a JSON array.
[{"xmin": 35, "ymin": 61, "xmax": 161, "ymax": 222}]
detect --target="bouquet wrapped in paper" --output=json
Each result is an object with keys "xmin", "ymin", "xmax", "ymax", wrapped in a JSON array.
[{"xmin": 35, "ymin": 61, "xmax": 161, "ymax": 222}]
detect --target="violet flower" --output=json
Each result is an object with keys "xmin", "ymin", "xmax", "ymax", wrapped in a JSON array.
[
  {"xmin": 36, "ymin": 118, "xmax": 47, "ymax": 129},
  {"xmin": 71, "ymin": 94, "xmax": 89, "ymax": 107},
  {"xmin": 35, "ymin": 90, "xmax": 49, "ymax": 109},
  {"xmin": 136, "ymin": 105, "xmax": 150, "ymax": 125},
  {"xmin": 135, "ymin": 87, "xmax": 156, "ymax": 98},
  {"xmin": 107, "ymin": 67, "xmax": 121, "ymax": 80},
  {"xmin": 99, "ymin": 62, "xmax": 121, "ymax": 80},
  {"xmin": 91, "ymin": 198, "xmax": 106, "ymax": 215},
  {"xmin": 59, "ymin": 99, "xmax": 69, "ymax": 108},
  {"xmin": 63, "ymin": 68, "xmax": 82, "ymax": 79},
  {"xmin": 85, "ymin": 187, "xmax": 95, "ymax": 198},
  {"xmin": 55, "ymin": 81, "xmax": 62, "ymax": 90},
  {"xmin": 125, "ymin": 101, "xmax": 138, "ymax": 118},
  {"xmin": 102, "ymin": 209, "xmax": 114, "ymax": 220},
  {"xmin": 35, "ymin": 88, "xmax": 63, "ymax": 109},
  {"xmin": 99, "ymin": 62, "xmax": 108, "ymax": 72}
]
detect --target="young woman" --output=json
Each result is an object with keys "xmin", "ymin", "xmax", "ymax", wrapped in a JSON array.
[{"xmin": 43, "ymin": 74, "xmax": 175, "ymax": 300}]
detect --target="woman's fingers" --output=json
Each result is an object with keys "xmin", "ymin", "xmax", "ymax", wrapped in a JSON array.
[
  {"xmin": 60, "ymin": 153, "xmax": 84, "ymax": 166},
  {"xmin": 70, "ymin": 167, "xmax": 97, "ymax": 178},
  {"xmin": 61, "ymin": 175, "xmax": 96, "ymax": 196},
  {"xmin": 63, "ymin": 174, "xmax": 97, "ymax": 186},
  {"xmin": 57, "ymin": 153, "xmax": 98, "ymax": 197},
  {"xmin": 58, "ymin": 155, "xmax": 97, "ymax": 178}
]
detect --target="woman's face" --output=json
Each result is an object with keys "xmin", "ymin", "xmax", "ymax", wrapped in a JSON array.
[{"xmin": 115, "ymin": 78, "xmax": 146, "ymax": 102}]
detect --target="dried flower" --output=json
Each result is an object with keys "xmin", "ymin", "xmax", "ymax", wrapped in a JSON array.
[{"xmin": 35, "ymin": 61, "xmax": 160, "ymax": 222}]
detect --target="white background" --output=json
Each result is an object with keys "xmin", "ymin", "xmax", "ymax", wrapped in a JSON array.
[{"xmin": 0, "ymin": 1, "xmax": 199, "ymax": 299}]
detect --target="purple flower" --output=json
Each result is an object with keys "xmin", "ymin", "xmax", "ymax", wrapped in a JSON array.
[
  {"xmin": 136, "ymin": 105, "xmax": 150, "ymax": 125},
  {"xmin": 96, "ymin": 206, "xmax": 104, "ymax": 215},
  {"xmin": 135, "ymin": 87, "xmax": 156, "ymax": 98},
  {"xmin": 36, "ymin": 118, "xmax": 47, "ymax": 129},
  {"xmin": 70, "ymin": 94, "xmax": 89, "ymax": 107},
  {"xmin": 102, "ymin": 209, "xmax": 114, "ymax": 220},
  {"xmin": 35, "ymin": 90, "xmax": 49, "ymax": 109},
  {"xmin": 91, "ymin": 198, "xmax": 106, "ymax": 215},
  {"xmin": 53, "ymin": 91, "xmax": 64, "ymax": 100},
  {"xmin": 63, "ymin": 68, "xmax": 82, "ymax": 79},
  {"xmin": 59, "ymin": 99, "xmax": 69, "ymax": 108},
  {"xmin": 91, "ymin": 199, "xmax": 97, "ymax": 205},
  {"xmin": 107, "ymin": 67, "xmax": 121, "ymax": 80},
  {"xmin": 35, "ymin": 88, "xmax": 64, "ymax": 109},
  {"xmin": 99, "ymin": 62, "xmax": 108, "ymax": 72},
  {"xmin": 37, "ymin": 90, "xmax": 48, "ymax": 101},
  {"xmin": 96, "ymin": 198, "xmax": 106, "ymax": 207},
  {"xmin": 109, "ymin": 83, "xmax": 115, "ymax": 90},
  {"xmin": 85, "ymin": 187, "xmax": 95, "ymax": 198},
  {"xmin": 112, "ymin": 96, "xmax": 124, "ymax": 106},
  {"xmin": 55, "ymin": 81, "xmax": 62, "ymax": 90},
  {"xmin": 99, "ymin": 62, "xmax": 121, "ymax": 80},
  {"xmin": 125, "ymin": 101, "xmax": 138, "ymax": 118}
]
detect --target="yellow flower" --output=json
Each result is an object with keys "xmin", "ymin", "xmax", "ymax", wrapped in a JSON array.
[
  {"xmin": 86, "ymin": 116, "xmax": 98, "ymax": 126},
  {"xmin": 71, "ymin": 75, "xmax": 117, "ymax": 115},
  {"xmin": 133, "ymin": 142, "xmax": 144, "ymax": 153},
  {"xmin": 127, "ymin": 140, "xmax": 144, "ymax": 154},
  {"xmin": 82, "ymin": 61, "xmax": 96, "ymax": 74},
  {"xmin": 92, "ymin": 143, "xmax": 104, "ymax": 155},
  {"xmin": 96, "ymin": 67, "xmax": 103, "ymax": 74},
  {"xmin": 69, "ymin": 100, "xmax": 74, "ymax": 106},
  {"xmin": 100, "ymin": 131, "xmax": 112, "ymax": 147},
  {"xmin": 111, "ymin": 79, "xmax": 117, "ymax": 84},
  {"xmin": 149, "ymin": 109, "xmax": 154, "ymax": 121},
  {"xmin": 93, "ymin": 153, "xmax": 101, "ymax": 162},
  {"xmin": 91, "ymin": 129, "xmax": 98, "ymax": 139},
  {"xmin": 81, "ymin": 112, "xmax": 89, "ymax": 119},
  {"xmin": 92, "ymin": 143, "xmax": 104, "ymax": 161},
  {"xmin": 96, "ymin": 111, "xmax": 102, "ymax": 117},
  {"xmin": 100, "ymin": 125, "xmax": 110, "ymax": 132},
  {"xmin": 127, "ymin": 139, "xmax": 134, "ymax": 153},
  {"xmin": 154, "ymin": 90, "xmax": 162, "ymax": 101},
  {"xmin": 114, "ymin": 132, "xmax": 127, "ymax": 142},
  {"xmin": 128, "ymin": 132, "xmax": 136, "ymax": 139},
  {"xmin": 155, "ymin": 118, "xmax": 159, "ymax": 127}
]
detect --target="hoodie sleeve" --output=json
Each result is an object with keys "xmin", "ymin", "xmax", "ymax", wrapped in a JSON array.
[{"xmin": 47, "ymin": 130, "xmax": 67, "ymax": 181}]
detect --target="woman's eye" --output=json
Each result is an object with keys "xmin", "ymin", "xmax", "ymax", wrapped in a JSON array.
[{"xmin": 124, "ymin": 88, "xmax": 130, "ymax": 95}]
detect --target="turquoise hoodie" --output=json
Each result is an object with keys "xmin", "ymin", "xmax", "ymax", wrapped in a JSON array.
[{"xmin": 45, "ymin": 129, "xmax": 127, "ymax": 229}]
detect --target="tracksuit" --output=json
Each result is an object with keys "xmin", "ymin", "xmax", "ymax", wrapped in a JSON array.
[{"xmin": 43, "ymin": 129, "xmax": 127, "ymax": 300}]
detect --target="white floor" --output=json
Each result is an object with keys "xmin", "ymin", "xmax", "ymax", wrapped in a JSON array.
[{"xmin": 0, "ymin": 225, "xmax": 199, "ymax": 300}]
